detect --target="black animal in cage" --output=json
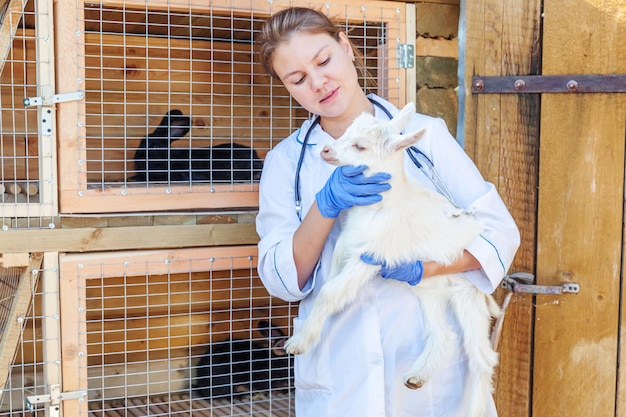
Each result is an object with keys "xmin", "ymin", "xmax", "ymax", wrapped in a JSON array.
[
  {"xmin": 191, "ymin": 143, "xmax": 264, "ymax": 183},
  {"xmin": 193, "ymin": 320, "xmax": 293, "ymax": 400},
  {"xmin": 130, "ymin": 110, "xmax": 263, "ymax": 183},
  {"xmin": 130, "ymin": 109, "xmax": 194, "ymax": 183}
]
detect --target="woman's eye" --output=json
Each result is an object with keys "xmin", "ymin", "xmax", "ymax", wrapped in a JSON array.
[
  {"xmin": 319, "ymin": 57, "xmax": 330, "ymax": 66},
  {"xmin": 294, "ymin": 76, "xmax": 305, "ymax": 85}
]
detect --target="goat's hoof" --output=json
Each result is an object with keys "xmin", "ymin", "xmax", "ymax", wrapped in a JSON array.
[
  {"xmin": 404, "ymin": 377, "xmax": 424, "ymax": 390},
  {"xmin": 283, "ymin": 337, "xmax": 305, "ymax": 355}
]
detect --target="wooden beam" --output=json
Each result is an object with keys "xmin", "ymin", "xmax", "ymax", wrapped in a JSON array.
[
  {"xmin": 534, "ymin": 0, "xmax": 626, "ymax": 415},
  {"xmin": 462, "ymin": 0, "xmax": 542, "ymax": 416},
  {"xmin": 0, "ymin": 223, "xmax": 259, "ymax": 253}
]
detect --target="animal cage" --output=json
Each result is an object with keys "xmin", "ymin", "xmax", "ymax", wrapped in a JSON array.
[
  {"xmin": 0, "ymin": 252, "xmax": 61, "ymax": 416},
  {"xmin": 45, "ymin": 0, "xmax": 409, "ymax": 213},
  {"xmin": 1, "ymin": 0, "xmax": 58, "ymax": 225},
  {"xmin": 56, "ymin": 246, "xmax": 296, "ymax": 417}
]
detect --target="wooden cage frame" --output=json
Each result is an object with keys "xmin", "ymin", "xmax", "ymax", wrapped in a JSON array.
[
  {"xmin": 58, "ymin": 245, "xmax": 292, "ymax": 416},
  {"xmin": 53, "ymin": 0, "xmax": 413, "ymax": 214}
]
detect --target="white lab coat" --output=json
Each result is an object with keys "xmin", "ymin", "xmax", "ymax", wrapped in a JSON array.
[{"xmin": 256, "ymin": 95, "xmax": 520, "ymax": 417}]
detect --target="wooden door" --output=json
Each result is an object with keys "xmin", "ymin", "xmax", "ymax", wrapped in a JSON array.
[{"xmin": 462, "ymin": 0, "xmax": 626, "ymax": 416}]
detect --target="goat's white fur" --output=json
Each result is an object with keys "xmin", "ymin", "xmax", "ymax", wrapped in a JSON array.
[{"xmin": 284, "ymin": 102, "xmax": 501, "ymax": 417}]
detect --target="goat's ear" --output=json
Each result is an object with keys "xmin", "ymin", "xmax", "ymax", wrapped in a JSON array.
[
  {"xmin": 390, "ymin": 128, "xmax": 426, "ymax": 151},
  {"xmin": 389, "ymin": 102, "xmax": 416, "ymax": 134}
]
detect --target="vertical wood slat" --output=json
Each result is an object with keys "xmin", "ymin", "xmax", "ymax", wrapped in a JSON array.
[
  {"xmin": 55, "ymin": 0, "xmax": 86, "ymax": 210},
  {"xmin": 35, "ymin": 0, "xmax": 58, "ymax": 217},
  {"xmin": 534, "ymin": 1, "xmax": 626, "ymax": 416},
  {"xmin": 41, "ymin": 253, "xmax": 62, "ymax": 411},
  {"xmin": 462, "ymin": 0, "xmax": 541, "ymax": 416},
  {"xmin": 55, "ymin": 3, "xmax": 87, "ymax": 414}
]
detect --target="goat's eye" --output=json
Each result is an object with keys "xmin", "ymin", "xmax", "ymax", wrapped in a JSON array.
[{"xmin": 353, "ymin": 144, "xmax": 366, "ymax": 151}]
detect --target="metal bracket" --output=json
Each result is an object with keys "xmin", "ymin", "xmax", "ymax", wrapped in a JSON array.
[
  {"xmin": 501, "ymin": 272, "xmax": 580, "ymax": 295},
  {"xmin": 26, "ymin": 384, "xmax": 87, "ymax": 413},
  {"xmin": 397, "ymin": 44, "xmax": 415, "ymax": 69},
  {"xmin": 472, "ymin": 74, "xmax": 626, "ymax": 94},
  {"xmin": 23, "ymin": 91, "xmax": 85, "ymax": 107},
  {"xmin": 23, "ymin": 91, "xmax": 84, "ymax": 136}
]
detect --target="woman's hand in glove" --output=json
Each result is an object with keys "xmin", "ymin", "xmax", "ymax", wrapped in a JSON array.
[
  {"xmin": 316, "ymin": 165, "xmax": 391, "ymax": 218},
  {"xmin": 360, "ymin": 253, "xmax": 423, "ymax": 286}
]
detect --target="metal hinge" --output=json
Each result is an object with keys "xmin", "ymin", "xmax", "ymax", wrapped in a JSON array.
[
  {"xmin": 397, "ymin": 44, "xmax": 414, "ymax": 69},
  {"xmin": 26, "ymin": 385, "xmax": 87, "ymax": 416},
  {"xmin": 472, "ymin": 74, "xmax": 626, "ymax": 94},
  {"xmin": 22, "ymin": 91, "xmax": 84, "ymax": 136},
  {"xmin": 501, "ymin": 272, "xmax": 580, "ymax": 295}
]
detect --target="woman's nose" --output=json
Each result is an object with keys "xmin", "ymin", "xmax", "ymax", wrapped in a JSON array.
[{"xmin": 309, "ymin": 71, "xmax": 327, "ymax": 90}]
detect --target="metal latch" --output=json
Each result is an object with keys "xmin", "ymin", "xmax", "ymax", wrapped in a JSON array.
[
  {"xmin": 23, "ymin": 91, "xmax": 84, "ymax": 107},
  {"xmin": 501, "ymin": 272, "xmax": 580, "ymax": 295},
  {"xmin": 397, "ymin": 44, "xmax": 414, "ymax": 69},
  {"xmin": 23, "ymin": 91, "xmax": 84, "ymax": 136},
  {"xmin": 26, "ymin": 385, "xmax": 87, "ymax": 415}
]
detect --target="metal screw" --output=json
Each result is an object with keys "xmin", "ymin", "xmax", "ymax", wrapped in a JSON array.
[
  {"xmin": 514, "ymin": 79, "xmax": 526, "ymax": 91},
  {"xmin": 567, "ymin": 80, "xmax": 579, "ymax": 91},
  {"xmin": 473, "ymin": 79, "xmax": 485, "ymax": 92}
]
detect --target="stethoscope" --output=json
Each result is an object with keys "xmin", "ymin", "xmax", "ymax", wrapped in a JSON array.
[{"xmin": 294, "ymin": 97, "xmax": 463, "ymax": 220}]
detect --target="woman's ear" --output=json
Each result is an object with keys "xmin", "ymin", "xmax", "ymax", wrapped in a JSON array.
[{"xmin": 337, "ymin": 32, "xmax": 354, "ymax": 60}]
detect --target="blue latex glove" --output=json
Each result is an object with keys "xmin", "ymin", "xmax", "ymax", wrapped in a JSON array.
[
  {"xmin": 360, "ymin": 253, "xmax": 423, "ymax": 286},
  {"xmin": 316, "ymin": 165, "xmax": 391, "ymax": 218}
]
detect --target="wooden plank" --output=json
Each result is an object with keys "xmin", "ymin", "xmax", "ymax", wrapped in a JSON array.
[
  {"xmin": 462, "ymin": 0, "xmax": 541, "ymax": 416},
  {"xmin": 0, "ymin": 223, "xmax": 259, "ymax": 253},
  {"xmin": 0, "ymin": 253, "xmax": 30, "ymax": 267},
  {"xmin": 41, "ymin": 253, "xmax": 62, "ymax": 404},
  {"xmin": 59, "ymin": 248, "xmax": 89, "ymax": 416},
  {"xmin": 534, "ymin": 1, "xmax": 626, "ymax": 416},
  {"xmin": 404, "ymin": 3, "xmax": 416, "ymax": 106},
  {"xmin": 55, "ymin": 0, "xmax": 85, "ymax": 223},
  {"xmin": 34, "ymin": 0, "xmax": 58, "ymax": 217},
  {"xmin": 60, "ymin": 186, "xmax": 260, "ymax": 213}
]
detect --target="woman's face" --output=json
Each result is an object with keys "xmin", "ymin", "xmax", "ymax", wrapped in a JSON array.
[{"xmin": 272, "ymin": 31, "xmax": 361, "ymax": 119}]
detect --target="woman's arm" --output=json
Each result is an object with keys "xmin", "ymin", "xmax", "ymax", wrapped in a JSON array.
[
  {"xmin": 421, "ymin": 250, "xmax": 481, "ymax": 278},
  {"xmin": 292, "ymin": 202, "xmax": 336, "ymax": 289}
]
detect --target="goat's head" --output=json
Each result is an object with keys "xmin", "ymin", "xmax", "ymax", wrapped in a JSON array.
[{"xmin": 320, "ymin": 102, "xmax": 425, "ymax": 172}]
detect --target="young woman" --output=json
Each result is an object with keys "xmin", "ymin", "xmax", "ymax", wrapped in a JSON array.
[{"xmin": 255, "ymin": 7, "xmax": 520, "ymax": 417}]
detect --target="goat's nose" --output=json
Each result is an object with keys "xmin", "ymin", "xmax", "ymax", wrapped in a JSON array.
[{"xmin": 320, "ymin": 146, "xmax": 333, "ymax": 159}]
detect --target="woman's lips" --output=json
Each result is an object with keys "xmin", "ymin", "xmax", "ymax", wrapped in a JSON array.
[{"xmin": 320, "ymin": 88, "xmax": 339, "ymax": 104}]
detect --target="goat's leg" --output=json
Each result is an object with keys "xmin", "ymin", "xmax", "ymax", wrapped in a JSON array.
[
  {"xmin": 403, "ymin": 290, "xmax": 455, "ymax": 389},
  {"xmin": 449, "ymin": 287, "xmax": 500, "ymax": 417},
  {"xmin": 284, "ymin": 257, "xmax": 376, "ymax": 355}
]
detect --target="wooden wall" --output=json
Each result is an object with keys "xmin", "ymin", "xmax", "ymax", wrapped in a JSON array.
[{"xmin": 463, "ymin": 0, "xmax": 626, "ymax": 416}]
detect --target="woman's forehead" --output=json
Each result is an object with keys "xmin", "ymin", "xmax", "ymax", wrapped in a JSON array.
[{"xmin": 273, "ymin": 32, "xmax": 336, "ymax": 75}]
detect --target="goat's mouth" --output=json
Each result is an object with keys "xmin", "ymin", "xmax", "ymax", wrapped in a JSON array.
[{"xmin": 321, "ymin": 156, "xmax": 340, "ymax": 165}]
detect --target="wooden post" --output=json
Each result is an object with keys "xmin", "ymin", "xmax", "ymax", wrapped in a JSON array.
[
  {"xmin": 462, "ymin": 0, "xmax": 541, "ymax": 415},
  {"xmin": 534, "ymin": 1, "xmax": 626, "ymax": 416}
]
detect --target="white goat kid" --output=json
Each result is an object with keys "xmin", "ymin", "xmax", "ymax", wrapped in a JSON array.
[{"xmin": 284, "ymin": 102, "xmax": 501, "ymax": 417}]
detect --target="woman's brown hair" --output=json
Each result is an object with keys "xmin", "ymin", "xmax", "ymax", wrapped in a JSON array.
[{"xmin": 257, "ymin": 7, "xmax": 370, "ymax": 85}]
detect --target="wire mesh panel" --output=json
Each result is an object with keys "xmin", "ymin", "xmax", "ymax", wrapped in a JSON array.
[
  {"xmin": 55, "ymin": 0, "xmax": 409, "ymax": 213},
  {"xmin": 59, "ymin": 246, "xmax": 296, "ymax": 417},
  {"xmin": 0, "ymin": 253, "xmax": 61, "ymax": 416},
  {"xmin": 1, "ymin": 0, "xmax": 58, "ymax": 227}
]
